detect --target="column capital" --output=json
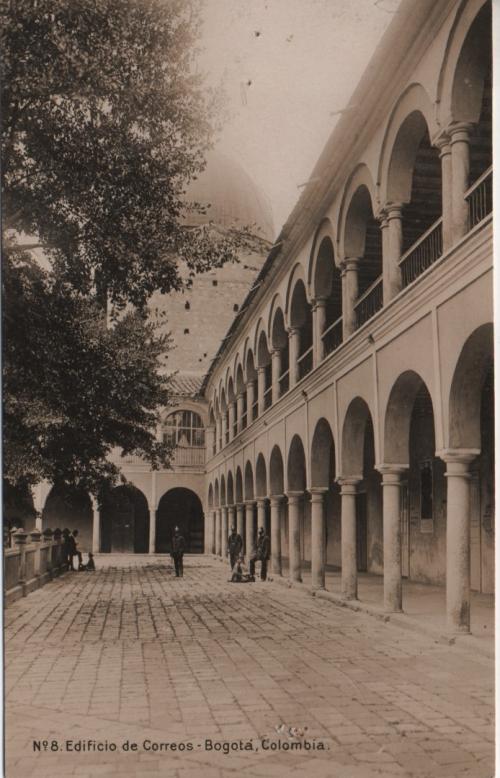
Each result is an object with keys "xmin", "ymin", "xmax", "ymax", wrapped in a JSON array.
[
  {"xmin": 287, "ymin": 326, "xmax": 300, "ymax": 336},
  {"xmin": 341, "ymin": 257, "xmax": 360, "ymax": 273},
  {"xmin": 432, "ymin": 128, "xmax": 451, "ymax": 153},
  {"xmin": 337, "ymin": 476, "xmax": 362, "ymax": 494},
  {"xmin": 256, "ymin": 496, "xmax": 267, "ymax": 507},
  {"xmin": 257, "ymin": 365, "xmax": 266, "ymax": 375},
  {"xmin": 383, "ymin": 202, "xmax": 404, "ymax": 221},
  {"xmin": 246, "ymin": 378, "xmax": 256, "ymax": 387},
  {"xmin": 376, "ymin": 464, "xmax": 408, "ymax": 481},
  {"xmin": 244, "ymin": 499, "xmax": 256, "ymax": 508},
  {"xmin": 270, "ymin": 347, "xmax": 282, "ymax": 357},
  {"xmin": 270, "ymin": 494, "xmax": 285, "ymax": 506},
  {"xmin": 447, "ymin": 121, "xmax": 475, "ymax": 144},
  {"xmin": 437, "ymin": 448, "xmax": 479, "ymax": 475},
  {"xmin": 311, "ymin": 297, "xmax": 327, "ymax": 311},
  {"xmin": 286, "ymin": 490, "xmax": 304, "ymax": 504},
  {"xmin": 309, "ymin": 487, "xmax": 328, "ymax": 502}
]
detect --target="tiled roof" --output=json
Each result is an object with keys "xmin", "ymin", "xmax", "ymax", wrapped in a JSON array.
[{"xmin": 169, "ymin": 373, "xmax": 204, "ymax": 397}]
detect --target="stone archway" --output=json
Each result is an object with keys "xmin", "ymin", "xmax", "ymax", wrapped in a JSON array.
[
  {"xmin": 43, "ymin": 484, "xmax": 93, "ymax": 551},
  {"xmin": 100, "ymin": 485, "xmax": 149, "ymax": 553},
  {"xmin": 156, "ymin": 488, "xmax": 204, "ymax": 554}
]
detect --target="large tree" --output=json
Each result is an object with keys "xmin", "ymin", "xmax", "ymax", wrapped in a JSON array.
[
  {"xmin": 3, "ymin": 246, "xmax": 172, "ymax": 494},
  {"xmin": 2, "ymin": 0, "xmax": 265, "ymax": 494},
  {"xmin": 1, "ymin": 0, "xmax": 261, "ymax": 311}
]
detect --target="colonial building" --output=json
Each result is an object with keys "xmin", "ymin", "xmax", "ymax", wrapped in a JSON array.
[{"xmin": 32, "ymin": 0, "xmax": 492, "ymax": 636}]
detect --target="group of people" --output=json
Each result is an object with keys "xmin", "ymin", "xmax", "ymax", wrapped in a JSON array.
[
  {"xmin": 61, "ymin": 528, "xmax": 95, "ymax": 571},
  {"xmin": 227, "ymin": 525, "xmax": 270, "ymax": 583}
]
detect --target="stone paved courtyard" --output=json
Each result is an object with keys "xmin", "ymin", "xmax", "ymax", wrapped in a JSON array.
[{"xmin": 5, "ymin": 555, "xmax": 495, "ymax": 778}]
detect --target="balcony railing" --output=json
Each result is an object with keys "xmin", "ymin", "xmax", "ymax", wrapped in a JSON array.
[
  {"xmin": 400, "ymin": 218, "xmax": 443, "ymax": 289},
  {"xmin": 322, "ymin": 316, "xmax": 343, "ymax": 356},
  {"xmin": 466, "ymin": 166, "xmax": 492, "ymax": 232},
  {"xmin": 263, "ymin": 385, "xmax": 272, "ymax": 410},
  {"xmin": 354, "ymin": 276, "xmax": 383, "ymax": 328},
  {"xmin": 297, "ymin": 345, "xmax": 313, "ymax": 380},
  {"xmin": 173, "ymin": 445, "xmax": 205, "ymax": 467},
  {"xmin": 279, "ymin": 369, "xmax": 290, "ymax": 396}
]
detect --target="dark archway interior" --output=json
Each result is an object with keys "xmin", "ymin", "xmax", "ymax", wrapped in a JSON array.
[
  {"xmin": 156, "ymin": 488, "xmax": 204, "ymax": 554},
  {"xmin": 401, "ymin": 128, "xmax": 442, "ymax": 254},
  {"xmin": 43, "ymin": 484, "xmax": 93, "ymax": 551},
  {"xmin": 101, "ymin": 485, "xmax": 149, "ymax": 553}
]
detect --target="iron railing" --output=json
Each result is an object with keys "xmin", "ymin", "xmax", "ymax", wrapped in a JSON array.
[
  {"xmin": 263, "ymin": 385, "xmax": 273, "ymax": 410},
  {"xmin": 400, "ymin": 218, "xmax": 443, "ymax": 288},
  {"xmin": 354, "ymin": 276, "xmax": 383, "ymax": 328},
  {"xmin": 173, "ymin": 446, "xmax": 205, "ymax": 467},
  {"xmin": 466, "ymin": 166, "xmax": 492, "ymax": 232},
  {"xmin": 322, "ymin": 316, "xmax": 343, "ymax": 356},
  {"xmin": 297, "ymin": 345, "xmax": 313, "ymax": 380}
]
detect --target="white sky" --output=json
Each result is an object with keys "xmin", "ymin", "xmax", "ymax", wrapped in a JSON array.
[{"xmin": 198, "ymin": 0, "xmax": 399, "ymax": 236}]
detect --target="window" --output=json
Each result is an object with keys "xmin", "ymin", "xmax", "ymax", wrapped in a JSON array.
[{"xmin": 163, "ymin": 411, "xmax": 205, "ymax": 448}]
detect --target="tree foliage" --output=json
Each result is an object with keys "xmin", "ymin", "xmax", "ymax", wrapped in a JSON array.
[
  {"xmin": 1, "ymin": 0, "xmax": 265, "ymax": 311},
  {"xmin": 3, "ymin": 245, "xmax": 173, "ymax": 493}
]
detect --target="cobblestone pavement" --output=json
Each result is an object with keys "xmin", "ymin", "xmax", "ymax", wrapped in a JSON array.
[{"xmin": 5, "ymin": 555, "xmax": 494, "ymax": 778}]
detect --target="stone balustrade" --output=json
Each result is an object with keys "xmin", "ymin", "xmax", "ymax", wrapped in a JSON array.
[{"xmin": 4, "ymin": 529, "xmax": 67, "ymax": 606}]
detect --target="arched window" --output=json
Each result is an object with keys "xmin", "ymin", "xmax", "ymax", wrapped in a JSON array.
[{"xmin": 163, "ymin": 411, "xmax": 205, "ymax": 448}]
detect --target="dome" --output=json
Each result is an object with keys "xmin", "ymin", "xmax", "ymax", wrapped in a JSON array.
[{"xmin": 184, "ymin": 152, "xmax": 274, "ymax": 242}]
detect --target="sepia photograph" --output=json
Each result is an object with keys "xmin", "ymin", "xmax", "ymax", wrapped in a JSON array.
[{"xmin": 1, "ymin": 0, "xmax": 494, "ymax": 776}]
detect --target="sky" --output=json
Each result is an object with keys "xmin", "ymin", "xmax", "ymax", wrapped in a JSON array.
[{"xmin": 198, "ymin": 0, "xmax": 400, "ymax": 237}]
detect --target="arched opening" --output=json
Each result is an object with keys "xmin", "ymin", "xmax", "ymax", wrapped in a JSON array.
[
  {"xmin": 43, "ymin": 484, "xmax": 93, "ymax": 550},
  {"xmin": 342, "ymin": 398, "xmax": 382, "ymax": 584},
  {"xmin": 315, "ymin": 237, "xmax": 343, "ymax": 355},
  {"xmin": 209, "ymin": 406, "xmax": 216, "ymax": 456},
  {"xmin": 449, "ymin": 323, "xmax": 494, "ymax": 594},
  {"xmin": 287, "ymin": 434, "xmax": 309, "ymax": 568},
  {"xmin": 214, "ymin": 478, "xmax": 220, "ymax": 507},
  {"xmin": 235, "ymin": 364, "xmax": 247, "ymax": 430},
  {"xmin": 387, "ymin": 111, "xmax": 443, "ymax": 287},
  {"xmin": 235, "ymin": 467, "xmax": 243, "ymax": 504},
  {"xmin": 453, "ymin": 3, "xmax": 492, "ymax": 229},
  {"xmin": 344, "ymin": 186, "xmax": 383, "ymax": 328},
  {"xmin": 256, "ymin": 454, "xmax": 267, "ymax": 498},
  {"xmin": 208, "ymin": 484, "xmax": 214, "ymax": 509},
  {"xmin": 227, "ymin": 377, "xmax": 236, "ymax": 438},
  {"xmin": 100, "ymin": 484, "xmax": 149, "ymax": 553},
  {"xmin": 257, "ymin": 331, "xmax": 272, "ymax": 411},
  {"xmin": 227, "ymin": 471, "xmax": 234, "ymax": 506},
  {"xmin": 244, "ymin": 461, "xmax": 254, "ymax": 501},
  {"xmin": 220, "ymin": 388, "xmax": 228, "ymax": 446},
  {"xmin": 290, "ymin": 280, "xmax": 313, "ymax": 379},
  {"xmin": 220, "ymin": 475, "xmax": 226, "ymax": 507},
  {"xmin": 311, "ymin": 419, "xmax": 340, "ymax": 572},
  {"xmin": 163, "ymin": 409, "xmax": 205, "ymax": 467},
  {"xmin": 271, "ymin": 307, "xmax": 290, "ymax": 396},
  {"xmin": 156, "ymin": 488, "xmax": 204, "ymax": 554}
]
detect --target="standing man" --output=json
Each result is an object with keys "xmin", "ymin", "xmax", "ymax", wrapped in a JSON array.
[
  {"xmin": 249, "ymin": 526, "xmax": 270, "ymax": 581},
  {"xmin": 171, "ymin": 526, "xmax": 186, "ymax": 578},
  {"xmin": 227, "ymin": 525, "xmax": 243, "ymax": 571}
]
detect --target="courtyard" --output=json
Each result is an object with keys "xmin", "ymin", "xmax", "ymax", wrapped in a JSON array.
[{"xmin": 5, "ymin": 556, "xmax": 494, "ymax": 778}]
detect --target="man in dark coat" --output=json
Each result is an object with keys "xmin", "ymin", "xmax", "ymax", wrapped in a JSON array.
[
  {"xmin": 249, "ymin": 526, "xmax": 270, "ymax": 581},
  {"xmin": 171, "ymin": 526, "xmax": 186, "ymax": 577},
  {"xmin": 227, "ymin": 525, "xmax": 243, "ymax": 570}
]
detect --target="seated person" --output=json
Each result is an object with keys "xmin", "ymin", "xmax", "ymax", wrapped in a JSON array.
[{"xmin": 229, "ymin": 554, "xmax": 254, "ymax": 583}]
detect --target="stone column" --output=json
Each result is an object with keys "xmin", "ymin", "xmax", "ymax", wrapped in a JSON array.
[
  {"xmin": 271, "ymin": 348, "xmax": 282, "ymax": 404},
  {"xmin": 379, "ymin": 466, "xmax": 407, "ymax": 612},
  {"xmin": 14, "ymin": 531, "xmax": 28, "ymax": 595},
  {"xmin": 221, "ymin": 506, "xmax": 229, "ymax": 558},
  {"xmin": 236, "ymin": 504, "xmax": 245, "ymax": 546},
  {"xmin": 228, "ymin": 403, "xmax": 236, "ymax": 441},
  {"xmin": 227, "ymin": 505, "xmax": 236, "ymax": 538},
  {"xmin": 206, "ymin": 425, "xmax": 215, "ymax": 457},
  {"xmin": 215, "ymin": 508, "xmax": 222, "ymax": 556},
  {"xmin": 440, "ymin": 449, "xmax": 479, "ymax": 633},
  {"xmin": 338, "ymin": 478, "xmax": 360, "ymax": 600},
  {"xmin": 312, "ymin": 298, "xmax": 327, "ymax": 367},
  {"xmin": 256, "ymin": 498, "xmax": 266, "ymax": 534},
  {"xmin": 341, "ymin": 258, "xmax": 359, "ymax": 338},
  {"xmin": 288, "ymin": 327, "xmax": 301, "ymax": 388},
  {"xmin": 310, "ymin": 488, "xmax": 328, "ymax": 591},
  {"xmin": 450, "ymin": 123, "xmax": 473, "ymax": 241},
  {"xmin": 30, "ymin": 530, "xmax": 42, "ymax": 579},
  {"xmin": 91, "ymin": 496, "xmax": 101, "ymax": 554},
  {"xmin": 383, "ymin": 205, "xmax": 403, "ymax": 301},
  {"xmin": 33, "ymin": 480, "xmax": 50, "ymax": 531},
  {"xmin": 247, "ymin": 380, "xmax": 256, "ymax": 423},
  {"xmin": 257, "ymin": 367, "xmax": 266, "ymax": 415},
  {"xmin": 270, "ymin": 495, "xmax": 283, "ymax": 576},
  {"xmin": 236, "ymin": 393, "xmax": 245, "ymax": 433},
  {"xmin": 435, "ymin": 132, "xmax": 453, "ymax": 251},
  {"xmin": 287, "ymin": 491, "xmax": 303, "ymax": 583},
  {"xmin": 245, "ymin": 501, "xmax": 256, "ymax": 559}
]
